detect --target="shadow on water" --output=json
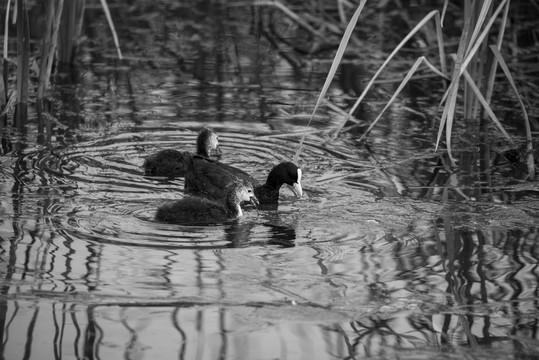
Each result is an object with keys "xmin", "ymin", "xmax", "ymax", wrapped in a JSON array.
[{"xmin": 1, "ymin": 1, "xmax": 539, "ymax": 359}]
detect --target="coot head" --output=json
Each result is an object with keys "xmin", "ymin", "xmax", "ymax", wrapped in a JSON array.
[
  {"xmin": 228, "ymin": 181, "xmax": 259, "ymax": 216},
  {"xmin": 267, "ymin": 162, "xmax": 303, "ymax": 197},
  {"xmin": 197, "ymin": 128, "xmax": 222, "ymax": 158}
]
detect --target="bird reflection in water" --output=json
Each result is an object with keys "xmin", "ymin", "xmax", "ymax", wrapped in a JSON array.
[{"xmin": 224, "ymin": 221, "xmax": 296, "ymax": 248}]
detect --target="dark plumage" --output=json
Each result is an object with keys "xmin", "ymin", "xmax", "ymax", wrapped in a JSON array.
[
  {"xmin": 155, "ymin": 182, "xmax": 258, "ymax": 224},
  {"xmin": 143, "ymin": 128, "xmax": 221, "ymax": 177},
  {"xmin": 184, "ymin": 154, "xmax": 302, "ymax": 205},
  {"xmin": 253, "ymin": 162, "xmax": 302, "ymax": 204}
]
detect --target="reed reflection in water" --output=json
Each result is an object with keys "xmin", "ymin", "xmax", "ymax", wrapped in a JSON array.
[
  {"xmin": 1, "ymin": 1, "xmax": 539, "ymax": 358},
  {"xmin": 1, "ymin": 217, "xmax": 539, "ymax": 359}
]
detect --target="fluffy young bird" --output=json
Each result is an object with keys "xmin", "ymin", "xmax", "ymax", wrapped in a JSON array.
[
  {"xmin": 143, "ymin": 128, "xmax": 221, "ymax": 177},
  {"xmin": 155, "ymin": 182, "xmax": 258, "ymax": 224}
]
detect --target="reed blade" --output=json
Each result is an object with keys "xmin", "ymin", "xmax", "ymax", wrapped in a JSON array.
[
  {"xmin": 354, "ymin": 57, "xmax": 448, "ymax": 143},
  {"xmin": 1, "ymin": 0, "xmax": 10, "ymax": 106},
  {"xmin": 461, "ymin": 68, "xmax": 513, "ymax": 144},
  {"xmin": 490, "ymin": 44, "xmax": 535, "ymax": 179},
  {"xmin": 482, "ymin": 1, "xmax": 509, "ymax": 106},
  {"xmin": 15, "ymin": 0, "xmax": 30, "ymax": 110},
  {"xmin": 331, "ymin": 10, "xmax": 441, "ymax": 141},
  {"xmin": 441, "ymin": 0, "xmax": 449, "ymax": 26},
  {"xmin": 99, "ymin": 0, "xmax": 123, "ymax": 60},
  {"xmin": 465, "ymin": 0, "xmax": 493, "ymax": 56},
  {"xmin": 293, "ymin": 0, "xmax": 367, "ymax": 163},
  {"xmin": 38, "ymin": 0, "xmax": 64, "ymax": 101},
  {"xmin": 459, "ymin": 0, "xmax": 507, "ymax": 77},
  {"xmin": 434, "ymin": 9, "xmax": 473, "ymax": 162}
]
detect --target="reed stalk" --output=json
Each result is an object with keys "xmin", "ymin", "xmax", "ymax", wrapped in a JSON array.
[
  {"xmin": 15, "ymin": 0, "xmax": 29, "ymax": 128},
  {"xmin": 331, "ymin": 10, "xmax": 446, "ymax": 142},
  {"xmin": 38, "ymin": 0, "xmax": 64, "ymax": 103},
  {"xmin": 0, "ymin": 0, "xmax": 11, "ymax": 128},
  {"xmin": 58, "ymin": 0, "xmax": 85, "ymax": 65},
  {"xmin": 438, "ymin": 0, "xmax": 534, "ymax": 179},
  {"xmin": 297, "ymin": 1, "xmax": 533, "ymax": 183},
  {"xmin": 293, "ymin": 0, "xmax": 367, "ymax": 163},
  {"xmin": 1, "ymin": 1, "xmax": 10, "ymax": 104},
  {"xmin": 37, "ymin": 0, "xmax": 64, "ymax": 144},
  {"xmin": 99, "ymin": 0, "xmax": 123, "ymax": 60}
]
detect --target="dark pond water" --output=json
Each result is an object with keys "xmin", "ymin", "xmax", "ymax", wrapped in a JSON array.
[{"xmin": 1, "ymin": 1, "xmax": 539, "ymax": 359}]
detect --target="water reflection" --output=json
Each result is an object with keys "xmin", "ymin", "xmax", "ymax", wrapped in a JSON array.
[
  {"xmin": 2, "ymin": 1, "xmax": 539, "ymax": 359},
  {"xmin": 2, "ymin": 220, "xmax": 539, "ymax": 359}
]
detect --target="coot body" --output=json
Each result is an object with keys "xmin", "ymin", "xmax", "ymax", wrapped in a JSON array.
[
  {"xmin": 143, "ymin": 128, "xmax": 221, "ymax": 177},
  {"xmin": 184, "ymin": 156, "xmax": 302, "ymax": 204}
]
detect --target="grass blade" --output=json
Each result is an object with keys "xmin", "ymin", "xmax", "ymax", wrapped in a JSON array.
[
  {"xmin": 38, "ymin": 0, "xmax": 64, "ymax": 101},
  {"xmin": 459, "ymin": 0, "xmax": 507, "ymax": 76},
  {"xmin": 434, "ymin": 9, "xmax": 473, "ymax": 161},
  {"xmin": 331, "ymin": 10, "xmax": 441, "ymax": 141},
  {"xmin": 352, "ymin": 57, "xmax": 449, "ymax": 142},
  {"xmin": 2, "ymin": 0, "xmax": 12, "ymax": 107},
  {"xmin": 15, "ymin": 0, "xmax": 30, "ymax": 127},
  {"xmin": 461, "ymin": 67, "xmax": 513, "ymax": 143},
  {"xmin": 465, "ymin": 0, "xmax": 493, "ymax": 56},
  {"xmin": 3, "ymin": 0, "xmax": 11, "ymax": 61},
  {"xmin": 490, "ymin": 44, "xmax": 535, "ymax": 179},
  {"xmin": 482, "ymin": 1, "xmax": 509, "ymax": 106},
  {"xmin": 441, "ymin": 0, "xmax": 449, "ymax": 26},
  {"xmin": 99, "ymin": 0, "xmax": 123, "ymax": 60},
  {"xmin": 434, "ymin": 12, "xmax": 448, "ymax": 84},
  {"xmin": 15, "ymin": 0, "xmax": 29, "ymax": 105},
  {"xmin": 293, "ymin": 0, "xmax": 366, "ymax": 163}
]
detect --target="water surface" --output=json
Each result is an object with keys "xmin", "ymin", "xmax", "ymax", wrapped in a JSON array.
[{"xmin": 1, "ymin": 2, "xmax": 539, "ymax": 359}]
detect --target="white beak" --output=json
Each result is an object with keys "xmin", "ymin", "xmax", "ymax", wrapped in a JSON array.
[{"xmin": 291, "ymin": 182, "xmax": 303, "ymax": 198}]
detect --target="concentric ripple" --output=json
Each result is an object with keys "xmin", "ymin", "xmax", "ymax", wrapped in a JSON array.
[{"xmin": 3, "ymin": 127, "xmax": 390, "ymax": 249}]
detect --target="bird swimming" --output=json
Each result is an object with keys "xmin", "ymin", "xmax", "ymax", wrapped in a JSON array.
[
  {"xmin": 155, "ymin": 182, "xmax": 258, "ymax": 224},
  {"xmin": 183, "ymin": 154, "xmax": 302, "ymax": 205},
  {"xmin": 143, "ymin": 128, "xmax": 221, "ymax": 177}
]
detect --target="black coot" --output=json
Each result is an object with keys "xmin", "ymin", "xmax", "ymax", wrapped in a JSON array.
[{"xmin": 184, "ymin": 155, "xmax": 302, "ymax": 205}]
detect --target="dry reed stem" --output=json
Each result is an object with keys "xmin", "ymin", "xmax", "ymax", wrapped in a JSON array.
[
  {"xmin": 434, "ymin": 8, "xmax": 471, "ymax": 161},
  {"xmin": 332, "ymin": 10, "xmax": 444, "ymax": 141},
  {"xmin": 490, "ymin": 45, "xmax": 535, "ymax": 179},
  {"xmin": 353, "ymin": 57, "xmax": 449, "ymax": 143},
  {"xmin": 38, "ymin": 0, "xmax": 64, "ymax": 101},
  {"xmin": 99, "ymin": 0, "xmax": 123, "ymax": 60},
  {"xmin": 15, "ymin": 0, "xmax": 29, "ymax": 107},
  {"xmin": 293, "ymin": 0, "xmax": 367, "ymax": 163}
]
